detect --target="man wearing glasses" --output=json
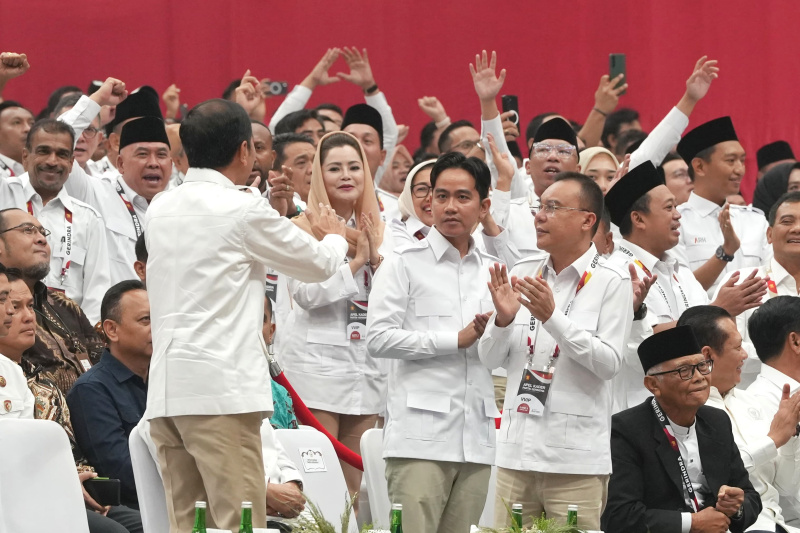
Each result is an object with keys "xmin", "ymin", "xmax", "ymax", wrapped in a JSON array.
[
  {"xmin": 603, "ymin": 325, "xmax": 761, "ymax": 533},
  {"xmin": 0, "ymin": 118, "xmax": 111, "ymax": 325}
]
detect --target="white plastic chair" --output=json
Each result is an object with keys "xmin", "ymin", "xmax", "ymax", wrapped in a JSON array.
[
  {"xmin": 0, "ymin": 419, "xmax": 89, "ymax": 533},
  {"xmin": 359, "ymin": 428, "xmax": 390, "ymax": 529},
  {"xmin": 273, "ymin": 427, "xmax": 358, "ymax": 533},
  {"xmin": 129, "ymin": 424, "xmax": 170, "ymax": 533}
]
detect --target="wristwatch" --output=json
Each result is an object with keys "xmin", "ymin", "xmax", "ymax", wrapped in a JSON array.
[
  {"xmin": 715, "ymin": 246, "xmax": 735, "ymax": 262},
  {"xmin": 633, "ymin": 303, "xmax": 648, "ymax": 321},
  {"xmin": 732, "ymin": 507, "xmax": 743, "ymax": 520}
]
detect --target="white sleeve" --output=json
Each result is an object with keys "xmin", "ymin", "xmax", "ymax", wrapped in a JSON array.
[
  {"xmin": 365, "ymin": 91, "xmax": 398, "ymax": 187},
  {"xmin": 78, "ymin": 213, "xmax": 112, "ymax": 324},
  {"xmin": 481, "ymin": 115, "xmax": 508, "ymax": 189},
  {"xmin": 629, "ymin": 107, "xmax": 689, "ymax": 169},
  {"xmin": 58, "ymin": 96, "xmax": 104, "ymax": 207},
  {"xmin": 477, "ymin": 315, "xmax": 516, "ymax": 370},
  {"xmin": 289, "ymin": 263, "xmax": 359, "ymax": 310},
  {"xmin": 482, "ymin": 229, "xmax": 523, "ymax": 269},
  {"xmin": 58, "ymin": 95, "xmax": 99, "ymax": 145},
  {"xmin": 267, "ymin": 86, "xmax": 313, "ymax": 133},
  {"xmin": 490, "ymin": 190, "xmax": 511, "ymax": 228}
]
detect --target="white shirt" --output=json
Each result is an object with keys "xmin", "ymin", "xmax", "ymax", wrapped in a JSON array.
[
  {"xmin": 678, "ymin": 192, "xmax": 771, "ymax": 296},
  {"xmin": 367, "ymin": 227, "xmax": 499, "ymax": 464},
  {"xmin": 665, "ymin": 416, "xmax": 710, "ymax": 533},
  {"xmin": 377, "ymin": 189, "xmax": 401, "ymax": 223},
  {"xmin": 609, "ymin": 239, "xmax": 708, "ymax": 412},
  {"xmin": 143, "ymin": 168, "xmax": 348, "ymax": 419},
  {"xmin": 477, "ymin": 244, "xmax": 633, "ymax": 474},
  {"xmin": 268, "ymin": 85, "xmax": 398, "ymax": 185},
  {"xmin": 389, "ymin": 216, "xmax": 429, "ymax": 247},
  {"xmin": 0, "ymin": 354, "xmax": 34, "ymax": 420},
  {"xmin": 707, "ymin": 386, "xmax": 800, "ymax": 532},
  {"xmin": 9, "ymin": 176, "xmax": 111, "ymax": 324},
  {"xmin": 484, "ymin": 188, "xmax": 539, "ymax": 268},
  {"xmin": 0, "ymin": 152, "xmax": 24, "ymax": 179},
  {"xmin": 280, "ymin": 223, "xmax": 394, "ymax": 415},
  {"xmin": 481, "ymin": 115, "xmax": 539, "ymax": 200}
]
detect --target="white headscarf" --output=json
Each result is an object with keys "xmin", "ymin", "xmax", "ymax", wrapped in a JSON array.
[{"xmin": 398, "ymin": 159, "xmax": 437, "ymax": 220}]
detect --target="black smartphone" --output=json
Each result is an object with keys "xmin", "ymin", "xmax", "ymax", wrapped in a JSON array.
[
  {"xmin": 84, "ymin": 477, "xmax": 121, "ymax": 507},
  {"xmin": 501, "ymin": 95, "xmax": 519, "ymax": 125},
  {"xmin": 268, "ymin": 81, "xmax": 289, "ymax": 96},
  {"xmin": 609, "ymin": 53, "xmax": 627, "ymax": 95}
]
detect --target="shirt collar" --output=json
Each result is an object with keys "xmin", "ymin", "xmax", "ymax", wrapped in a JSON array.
[
  {"xmin": 19, "ymin": 174, "xmax": 75, "ymax": 211},
  {"xmin": 0, "ymin": 152, "xmax": 24, "ymax": 175},
  {"xmin": 427, "ymin": 226, "xmax": 475, "ymax": 262},
  {"xmin": 102, "ymin": 349, "xmax": 141, "ymax": 385},
  {"xmin": 760, "ymin": 364, "xmax": 800, "ymax": 392},
  {"xmin": 768, "ymin": 256, "xmax": 794, "ymax": 289},
  {"xmin": 546, "ymin": 243, "xmax": 598, "ymax": 278},
  {"xmin": 405, "ymin": 215, "xmax": 429, "ymax": 237},
  {"xmin": 619, "ymin": 239, "xmax": 660, "ymax": 273},
  {"xmin": 182, "ymin": 168, "xmax": 238, "ymax": 190},
  {"xmin": 687, "ymin": 191, "xmax": 724, "ymax": 217}
]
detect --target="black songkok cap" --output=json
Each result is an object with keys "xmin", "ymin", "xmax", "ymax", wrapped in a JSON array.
[
  {"xmin": 341, "ymin": 104, "xmax": 383, "ymax": 149},
  {"xmin": 532, "ymin": 117, "xmax": 578, "ymax": 149},
  {"xmin": 105, "ymin": 86, "xmax": 163, "ymax": 136},
  {"xmin": 677, "ymin": 116, "xmax": 738, "ymax": 165},
  {"xmin": 756, "ymin": 140, "xmax": 795, "ymax": 170},
  {"xmin": 638, "ymin": 325, "xmax": 701, "ymax": 374},
  {"xmin": 120, "ymin": 116, "xmax": 170, "ymax": 150},
  {"xmin": 604, "ymin": 161, "xmax": 664, "ymax": 227}
]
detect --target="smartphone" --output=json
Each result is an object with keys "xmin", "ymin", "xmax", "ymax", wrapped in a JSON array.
[
  {"xmin": 609, "ymin": 53, "xmax": 626, "ymax": 95},
  {"xmin": 268, "ymin": 81, "xmax": 289, "ymax": 96},
  {"xmin": 178, "ymin": 103, "xmax": 189, "ymax": 120},
  {"xmin": 84, "ymin": 477, "xmax": 121, "ymax": 507},
  {"xmin": 501, "ymin": 95, "xmax": 519, "ymax": 125}
]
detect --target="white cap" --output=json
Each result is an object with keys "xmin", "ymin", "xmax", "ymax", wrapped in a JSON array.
[
  {"xmin": 392, "ymin": 503, "xmax": 403, "ymax": 510},
  {"xmin": 512, "ymin": 503, "xmax": 523, "ymax": 510},
  {"xmin": 242, "ymin": 501, "xmax": 253, "ymax": 508},
  {"xmin": 195, "ymin": 501, "xmax": 207, "ymax": 508},
  {"xmin": 568, "ymin": 504, "xmax": 579, "ymax": 511}
]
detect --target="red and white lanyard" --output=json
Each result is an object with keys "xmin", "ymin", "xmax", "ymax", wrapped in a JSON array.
[
  {"xmin": 617, "ymin": 244, "xmax": 689, "ymax": 316},
  {"xmin": 652, "ymin": 397, "xmax": 701, "ymax": 512},
  {"xmin": 115, "ymin": 181, "xmax": 143, "ymax": 238},
  {"xmin": 27, "ymin": 201, "xmax": 72, "ymax": 283}
]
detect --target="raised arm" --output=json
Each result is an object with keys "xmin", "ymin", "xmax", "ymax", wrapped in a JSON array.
[
  {"xmin": 577, "ymin": 74, "xmax": 627, "ymax": 148},
  {"xmin": 0, "ymin": 52, "xmax": 31, "ymax": 104}
]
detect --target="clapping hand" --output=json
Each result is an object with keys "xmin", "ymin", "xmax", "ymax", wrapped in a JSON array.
[
  {"xmin": 307, "ymin": 204, "xmax": 346, "ymax": 239},
  {"xmin": 711, "ymin": 270, "xmax": 767, "ymax": 317},
  {"xmin": 516, "ymin": 274, "xmax": 556, "ymax": 322},
  {"xmin": 630, "ymin": 263, "xmax": 657, "ymax": 313},
  {"xmin": 767, "ymin": 384, "xmax": 800, "ymax": 448},
  {"xmin": 487, "ymin": 263, "xmax": 520, "ymax": 327}
]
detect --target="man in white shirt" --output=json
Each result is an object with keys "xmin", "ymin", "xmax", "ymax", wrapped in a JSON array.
[
  {"xmin": 0, "ymin": 263, "xmax": 34, "ymax": 419},
  {"xmin": 604, "ymin": 161, "xmax": 764, "ymax": 411},
  {"xmin": 714, "ymin": 192, "xmax": 800, "ymax": 387},
  {"xmin": 144, "ymin": 98, "xmax": 349, "ymax": 532},
  {"xmin": 0, "ymin": 100, "xmax": 33, "ymax": 179},
  {"xmin": 749, "ymin": 296, "xmax": 800, "ymax": 526},
  {"xmin": 677, "ymin": 116, "xmax": 772, "ymax": 296},
  {"xmin": 679, "ymin": 304, "xmax": 800, "ymax": 533},
  {"xmin": 367, "ymin": 153, "xmax": 498, "ymax": 533},
  {"xmin": 478, "ymin": 173, "xmax": 633, "ymax": 529}
]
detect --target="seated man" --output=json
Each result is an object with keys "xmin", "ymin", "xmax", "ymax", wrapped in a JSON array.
[
  {"xmin": 67, "ymin": 280, "xmax": 149, "ymax": 509},
  {"xmin": 602, "ymin": 325, "xmax": 761, "ymax": 533}
]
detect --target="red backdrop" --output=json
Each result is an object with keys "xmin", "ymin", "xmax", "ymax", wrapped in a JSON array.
[{"xmin": 2, "ymin": 0, "xmax": 798, "ymax": 200}]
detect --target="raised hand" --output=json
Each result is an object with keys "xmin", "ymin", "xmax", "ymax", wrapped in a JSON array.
[
  {"xmin": 630, "ymin": 263, "xmax": 657, "ymax": 312},
  {"xmin": 417, "ymin": 96, "xmax": 448, "ymax": 123},
  {"xmin": 594, "ymin": 74, "xmax": 627, "ymax": 116},
  {"xmin": 307, "ymin": 203, "xmax": 347, "ymax": 240},
  {"xmin": 516, "ymin": 274, "xmax": 556, "ymax": 322},
  {"xmin": 267, "ymin": 170, "xmax": 294, "ymax": 216},
  {"xmin": 337, "ymin": 47, "xmax": 377, "ymax": 91},
  {"xmin": 301, "ymin": 48, "xmax": 341, "ymax": 90},
  {"xmin": 685, "ymin": 56, "xmax": 719, "ymax": 103},
  {"xmin": 487, "ymin": 133, "xmax": 515, "ymax": 190},
  {"xmin": 396, "ymin": 124, "xmax": 410, "ymax": 145},
  {"xmin": 162, "ymin": 84, "xmax": 181, "ymax": 120},
  {"xmin": 0, "ymin": 52, "xmax": 30, "ymax": 82},
  {"xmin": 488, "ymin": 263, "xmax": 521, "ymax": 327},
  {"xmin": 718, "ymin": 203, "xmax": 741, "ymax": 256},
  {"xmin": 89, "ymin": 77, "xmax": 128, "ymax": 107},
  {"xmin": 234, "ymin": 69, "xmax": 264, "ymax": 116},
  {"xmin": 470, "ymin": 50, "xmax": 506, "ymax": 102},
  {"xmin": 609, "ymin": 153, "xmax": 631, "ymax": 189}
]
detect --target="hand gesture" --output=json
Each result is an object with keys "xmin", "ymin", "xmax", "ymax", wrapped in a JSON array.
[
  {"xmin": 417, "ymin": 96, "xmax": 447, "ymax": 123},
  {"xmin": 594, "ymin": 74, "xmax": 627, "ymax": 115},
  {"xmin": 0, "ymin": 52, "xmax": 30, "ymax": 82},
  {"xmin": 266, "ymin": 481, "xmax": 306, "ymax": 518},
  {"xmin": 715, "ymin": 485, "xmax": 744, "ymax": 518},
  {"xmin": 470, "ymin": 50, "xmax": 506, "ymax": 102},
  {"xmin": 337, "ymin": 47, "xmax": 376, "ymax": 91},
  {"xmin": 267, "ymin": 170, "xmax": 294, "ymax": 216},
  {"xmin": 457, "ymin": 322, "xmax": 480, "ymax": 349},
  {"xmin": 234, "ymin": 69, "xmax": 265, "ymax": 117},
  {"xmin": 302, "ymin": 48, "xmax": 341, "ymax": 89},
  {"xmin": 487, "ymin": 133, "xmax": 516, "ymax": 190},
  {"xmin": 396, "ymin": 124, "xmax": 410, "ymax": 145},
  {"xmin": 718, "ymin": 203, "xmax": 740, "ymax": 256},
  {"xmin": 630, "ymin": 263, "xmax": 657, "ymax": 312},
  {"xmin": 689, "ymin": 506, "xmax": 730, "ymax": 533},
  {"xmin": 516, "ymin": 274, "xmax": 555, "ymax": 322},
  {"xmin": 89, "ymin": 77, "xmax": 128, "ymax": 107},
  {"xmin": 307, "ymin": 203, "xmax": 347, "ymax": 240},
  {"xmin": 500, "ymin": 111, "xmax": 520, "ymax": 140},
  {"xmin": 162, "ymin": 84, "xmax": 181, "ymax": 119},
  {"xmin": 488, "ymin": 263, "xmax": 520, "ymax": 327},
  {"xmin": 354, "ymin": 227, "xmax": 371, "ymax": 267},
  {"xmin": 473, "ymin": 311, "xmax": 494, "ymax": 338},
  {"xmin": 768, "ymin": 384, "xmax": 800, "ymax": 448},
  {"xmin": 711, "ymin": 270, "xmax": 767, "ymax": 316},
  {"xmin": 360, "ymin": 212, "xmax": 381, "ymax": 266},
  {"xmin": 685, "ymin": 56, "xmax": 719, "ymax": 103}
]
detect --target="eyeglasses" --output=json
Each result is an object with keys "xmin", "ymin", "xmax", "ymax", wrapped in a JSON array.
[
  {"xmin": 532, "ymin": 202, "xmax": 590, "ymax": 216},
  {"xmin": 0, "ymin": 223, "xmax": 51, "ymax": 238},
  {"xmin": 649, "ymin": 359, "xmax": 713, "ymax": 381},
  {"xmin": 412, "ymin": 184, "xmax": 432, "ymax": 198},
  {"xmin": 669, "ymin": 169, "xmax": 689, "ymax": 180},
  {"xmin": 451, "ymin": 139, "xmax": 483, "ymax": 154},
  {"xmin": 531, "ymin": 142, "xmax": 577, "ymax": 160},
  {"xmin": 82, "ymin": 126, "xmax": 100, "ymax": 139}
]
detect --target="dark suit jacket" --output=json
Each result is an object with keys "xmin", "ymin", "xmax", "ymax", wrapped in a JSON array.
[{"xmin": 601, "ymin": 398, "xmax": 761, "ymax": 533}]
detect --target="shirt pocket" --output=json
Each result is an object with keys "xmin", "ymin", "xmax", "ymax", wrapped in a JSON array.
[
  {"xmin": 545, "ymin": 390, "xmax": 595, "ymax": 451},
  {"xmin": 55, "ymin": 245, "xmax": 87, "ymax": 289},
  {"xmin": 414, "ymin": 297, "xmax": 457, "ymax": 331},
  {"xmin": 683, "ymin": 241, "xmax": 718, "ymax": 270},
  {"xmin": 480, "ymin": 397, "xmax": 500, "ymax": 447},
  {"xmin": 1, "ymin": 393, "xmax": 27, "ymax": 417},
  {"xmin": 404, "ymin": 391, "xmax": 451, "ymax": 442}
]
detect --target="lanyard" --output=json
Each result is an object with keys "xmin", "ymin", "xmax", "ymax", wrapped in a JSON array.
[
  {"xmin": 527, "ymin": 253, "xmax": 598, "ymax": 367},
  {"xmin": 115, "ymin": 181, "xmax": 143, "ymax": 238},
  {"xmin": 617, "ymin": 245, "xmax": 689, "ymax": 316},
  {"xmin": 27, "ymin": 201, "xmax": 73, "ymax": 284},
  {"xmin": 651, "ymin": 398, "xmax": 701, "ymax": 512},
  {"xmin": 765, "ymin": 265, "xmax": 779, "ymax": 298}
]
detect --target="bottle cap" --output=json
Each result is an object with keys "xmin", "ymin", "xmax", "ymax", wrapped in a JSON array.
[
  {"xmin": 392, "ymin": 503, "xmax": 403, "ymax": 510},
  {"xmin": 512, "ymin": 503, "xmax": 523, "ymax": 510},
  {"xmin": 242, "ymin": 501, "xmax": 253, "ymax": 508},
  {"xmin": 195, "ymin": 501, "xmax": 207, "ymax": 508},
  {"xmin": 568, "ymin": 504, "xmax": 578, "ymax": 511}
]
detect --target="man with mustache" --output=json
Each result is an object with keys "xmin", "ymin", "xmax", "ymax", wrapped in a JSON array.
[{"xmin": 0, "ymin": 118, "xmax": 111, "ymax": 324}]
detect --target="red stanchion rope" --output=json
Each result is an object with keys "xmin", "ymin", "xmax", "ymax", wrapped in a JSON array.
[{"xmin": 272, "ymin": 370, "xmax": 365, "ymax": 472}]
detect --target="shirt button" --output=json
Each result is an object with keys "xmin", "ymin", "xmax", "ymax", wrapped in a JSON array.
[
  {"xmin": 468, "ymin": 380, "xmax": 473, "ymax": 386},
  {"xmin": 555, "ymin": 287, "xmax": 561, "ymax": 293},
  {"xmin": 463, "ymin": 296, "xmax": 468, "ymax": 301}
]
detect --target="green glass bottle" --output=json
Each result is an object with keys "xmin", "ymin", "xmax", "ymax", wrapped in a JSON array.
[
  {"xmin": 567, "ymin": 504, "xmax": 578, "ymax": 527},
  {"xmin": 191, "ymin": 501, "xmax": 207, "ymax": 533},
  {"xmin": 239, "ymin": 501, "xmax": 254, "ymax": 533},
  {"xmin": 511, "ymin": 503, "xmax": 523, "ymax": 532},
  {"xmin": 390, "ymin": 502, "xmax": 403, "ymax": 533}
]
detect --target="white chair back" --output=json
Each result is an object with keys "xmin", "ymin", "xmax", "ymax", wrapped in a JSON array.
[
  {"xmin": 272, "ymin": 427, "xmax": 358, "ymax": 533},
  {"xmin": 0, "ymin": 419, "xmax": 89, "ymax": 533},
  {"xmin": 478, "ymin": 464, "xmax": 497, "ymax": 527},
  {"xmin": 129, "ymin": 424, "xmax": 170, "ymax": 533},
  {"xmin": 359, "ymin": 428, "xmax": 390, "ymax": 528}
]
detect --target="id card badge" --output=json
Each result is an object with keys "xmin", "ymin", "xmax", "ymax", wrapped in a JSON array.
[
  {"xmin": 77, "ymin": 352, "xmax": 92, "ymax": 372},
  {"xmin": 346, "ymin": 300, "xmax": 368, "ymax": 340},
  {"xmin": 514, "ymin": 363, "xmax": 554, "ymax": 416},
  {"xmin": 265, "ymin": 273, "xmax": 278, "ymax": 305}
]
